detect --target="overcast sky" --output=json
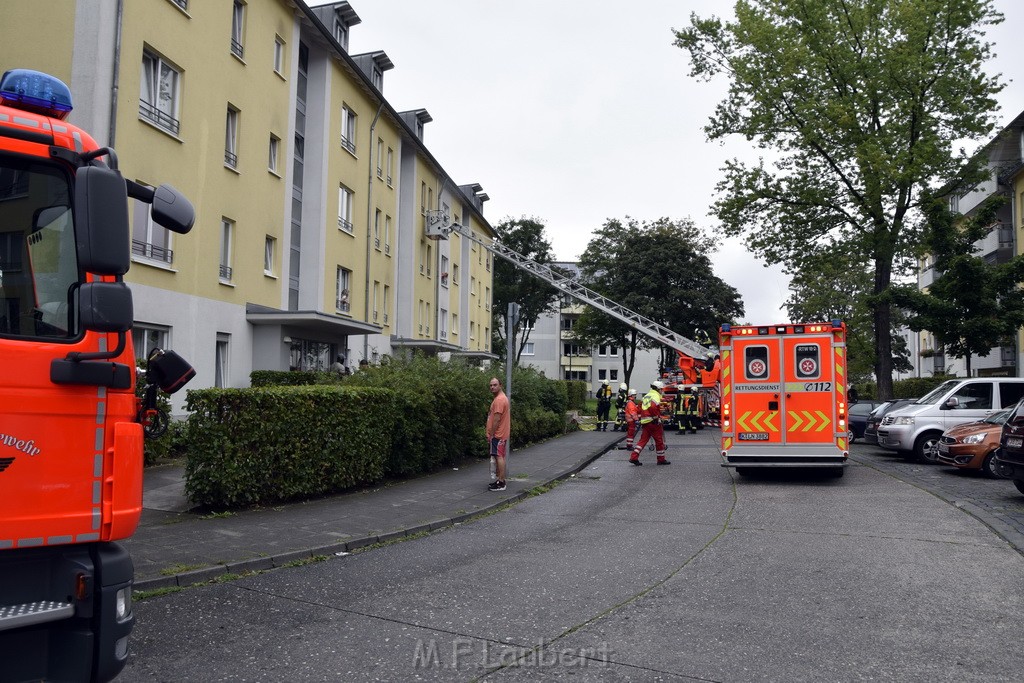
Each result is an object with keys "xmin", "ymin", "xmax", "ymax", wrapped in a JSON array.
[{"xmin": 323, "ymin": 0, "xmax": 1023, "ymax": 322}]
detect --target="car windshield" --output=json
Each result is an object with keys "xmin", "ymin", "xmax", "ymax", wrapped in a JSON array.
[{"xmin": 916, "ymin": 381, "xmax": 959, "ymax": 405}]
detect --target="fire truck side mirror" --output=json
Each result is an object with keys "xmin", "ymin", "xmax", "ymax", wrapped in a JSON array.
[
  {"xmin": 75, "ymin": 166, "xmax": 130, "ymax": 275},
  {"xmin": 78, "ymin": 282, "xmax": 133, "ymax": 333},
  {"xmin": 151, "ymin": 184, "xmax": 195, "ymax": 235}
]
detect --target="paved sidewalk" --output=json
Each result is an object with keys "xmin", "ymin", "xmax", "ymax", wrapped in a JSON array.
[{"xmin": 127, "ymin": 430, "xmax": 625, "ymax": 590}]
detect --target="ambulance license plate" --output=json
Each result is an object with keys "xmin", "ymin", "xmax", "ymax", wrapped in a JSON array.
[
  {"xmin": 738, "ymin": 433, "xmax": 769, "ymax": 441},
  {"xmin": 1008, "ymin": 437, "xmax": 1023, "ymax": 448}
]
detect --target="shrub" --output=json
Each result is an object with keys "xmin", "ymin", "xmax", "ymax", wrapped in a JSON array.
[
  {"xmin": 184, "ymin": 386, "xmax": 396, "ymax": 507},
  {"xmin": 893, "ymin": 374, "xmax": 957, "ymax": 400},
  {"xmin": 564, "ymin": 380, "xmax": 588, "ymax": 411}
]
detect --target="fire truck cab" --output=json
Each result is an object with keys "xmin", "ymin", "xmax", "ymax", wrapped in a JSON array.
[{"xmin": 719, "ymin": 321, "xmax": 849, "ymax": 475}]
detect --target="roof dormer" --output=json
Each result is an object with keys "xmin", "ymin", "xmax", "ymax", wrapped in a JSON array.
[
  {"xmin": 352, "ymin": 51, "xmax": 394, "ymax": 92},
  {"xmin": 310, "ymin": 1, "xmax": 361, "ymax": 53},
  {"xmin": 400, "ymin": 109, "xmax": 433, "ymax": 142}
]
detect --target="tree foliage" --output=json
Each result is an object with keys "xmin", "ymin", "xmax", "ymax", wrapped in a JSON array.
[
  {"xmin": 893, "ymin": 193, "xmax": 1024, "ymax": 375},
  {"xmin": 574, "ymin": 217, "xmax": 744, "ymax": 387},
  {"xmin": 675, "ymin": 0, "xmax": 1004, "ymax": 398},
  {"xmin": 490, "ymin": 217, "xmax": 562, "ymax": 363}
]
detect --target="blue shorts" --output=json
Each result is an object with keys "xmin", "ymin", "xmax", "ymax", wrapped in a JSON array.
[{"xmin": 489, "ymin": 438, "xmax": 508, "ymax": 458}]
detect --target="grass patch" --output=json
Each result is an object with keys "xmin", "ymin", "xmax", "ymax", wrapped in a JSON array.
[
  {"xmin": 527, "ymin": 479, "xmax": 563, "ymax": 497},
  {"xmin": 160, "ymin": 562, "xmax": 208, "ymax": 576},
  {"xmin": 201, "ymin": 510, "xmax": 236, "ymax": 520},
  {"xmin": 281, "ymin": 554, "xmax": 329, "ymax": 568},
  {"xmin": 133, "ymin": 586, "xmax": 183, "ymax": 601}
]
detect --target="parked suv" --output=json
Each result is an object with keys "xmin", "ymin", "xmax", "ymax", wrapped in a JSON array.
[
  {"xmin": 996, "ymin": 398, "xmax": 1024, "ymax": 495},
  {"xmin": 864, "ymin": 399, "xmax": 917, "ymax": 446},
  {"xmin": 877, "ymin": 378, "xmax": 1024, "ymax": 462}
]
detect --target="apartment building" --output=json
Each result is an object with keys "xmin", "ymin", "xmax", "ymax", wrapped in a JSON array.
[
  {"xmin": 913, "ymin": 110, "xmax": 1024, "ymax": 378},
  {"xmin": 0, "ymin": 0, "xmax": 497, "ymax": 411}
]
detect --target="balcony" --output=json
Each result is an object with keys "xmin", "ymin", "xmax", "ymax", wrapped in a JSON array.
[
  {"xmin": 976, "ymin": 224, "xmax": 1014, "ymax": 262},
  {"xmin": 560, "ymin": 355, "xmax": 593, "ymax": 367}
]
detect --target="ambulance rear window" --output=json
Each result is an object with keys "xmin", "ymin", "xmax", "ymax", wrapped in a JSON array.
[
  {"xmin": 744, "ymin": 346, "xmax": 769, "ymax": 380},
  {"xmin": 794, "ymin": 344, "xmax": 820, "ymax": 380}
]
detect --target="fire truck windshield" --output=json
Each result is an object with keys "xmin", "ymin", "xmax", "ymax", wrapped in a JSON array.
[{"xmin": 0, "ymin": 155, "xmax": 76, "ymax": 339}]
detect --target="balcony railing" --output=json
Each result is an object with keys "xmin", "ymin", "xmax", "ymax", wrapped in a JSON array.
[
  {"xmin": 171, "ymin": 0, "xmax": 187, "ymax": 10},
  {"xmin": 374, "ymin": 237, "xmax": 380, "ymax": 249},
  {"xmin": 338, "ymin": 217, "xmax": 353, "ymax": 233},
  {"xmin": 336, "ymin": 300, "xmax": 350, "ymax": 312},
  {"xmin": 219, "ymin": 264, "xmax": 233, "ymax": 281},
  {"xmin": 230, "ymin": 39, "xmax": 244, "ymax": 59},
  {"xmin": 132, "ymin": 240, "xmax": 173, "ymax": 264},
  {"xmin": 340, "ymin": 135, "xmax": 355, "ymax": 154},
  {"xmin": 384, "ymin": 243, "xmax": 390, "ymax": 255},
  {"xmin": 224, "ymin": 149, "xmax": 238, "ymax": 168},
  {"xmin": 139, "ymin": 100, "xmax": 180, "ymax": 135}
]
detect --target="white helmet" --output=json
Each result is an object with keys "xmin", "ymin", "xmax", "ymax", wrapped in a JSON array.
[
  {"xmin": 628, "ymin": 388, "xmax": 637, "ymax": 397},
  {"xmin": 651, "ymin": 380, "xmax": 665, "ymax": 390},
  {"xmin": 602, "ymin": 379, "xmax": 610, "ymax": 386},
  {"xmin": 619, "ymin": 383, "xmax": 627, "ymax": 391}
]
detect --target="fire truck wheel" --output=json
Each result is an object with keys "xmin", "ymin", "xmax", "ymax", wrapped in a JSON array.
[
  {"xmin": 826, "ymin": 468, "xmax": 845, "ymax": 479},
  {"xmin": 913, "ymin": 432, "xmax": 942, "ymax": 463},
  {"xmin": 1013, "ymin": 479, "xmax": 1024, "ymax": 496}
]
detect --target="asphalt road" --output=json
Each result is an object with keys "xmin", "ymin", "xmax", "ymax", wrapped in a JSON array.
[{"xmin": 120, "ymin": 432, "xmax": 1024, "ymax": 682}]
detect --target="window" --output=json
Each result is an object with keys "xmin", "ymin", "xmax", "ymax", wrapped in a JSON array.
[
  {"xmin": 440, "ymin": 308, "xmax": 448, "ymax": 339},
  {"xmin": 384, "ymin": 215, "xmax": 391, "ymax": 255},
  {"xmin": 418, "ymin": 300, "xmax": 424, "ymax": 334},
  {"xmin": 426, "ymin": 303, "xmax": 431, "ymax": 335},
  {"xmin": 333, "ymin": 19, "xmax": 348, "ymax": 50},
  {"xmin": 611, "ymin": 370, "xmax": 619, "ymax": 381},
  {"xmin": 336, "ymin": 267, "xmax": 351, "ymax": 312},
  {"xmin": 563, "ymin": 343, "xmax": 587, "ymax": 356},
  {"xmin": 132, "ymin": 189, "xmax": 173, "ymax": 264},
  {"xmin": 470, "ymin": 276, "xmax": 476, "ymax": 295},
  {"xmin": 599, "ymin": 369, "xmax": 607, "ymax": 381},
  {"xmin": 371, "ymin": 67, "xmax": 383, "ymax": 91},
  {"xmin": 169, "ymin": 0, "xmax": 188, "ymax": 10},
  {"xmin": 610, "ymin": 346, "xmax": 619, "ymax": 356},
  {"xmin": 486, "ymin": 253, "xmax": 491, "ymax": 272},
  {"xmin": 470, "ymin": 320, "xmax": 476, "ymax": 340},
  {"xmin": 264, "ymin": 236, "xmax": 276, "ymax": 275},
  {"xmin": 386, "ymin": 148, "xmax": 393, "ymax": 186},
  {"xmin": 560, "ymin": 317, "xmax": 576, "ymax": 330},
  {"xmin": 426, "ymin": 244, "xmax": 432, "ymax": 276},
  {"xmin": 420, "ymin": 182, "xmax": 427, "ymax": 215},
  {"xmin": 950, "ymin": 382, "xmax": 993, "ymax": 410},
  {"xmin": 383, "ymin": 284, "xmax": 390, "ymax": 324},
  {"xmin": 274, "ymin": 36, "xmax": 285, "ymax": 74},
  {"xmin": 140, "ymin": 50, "xmax": 181, "ymax": 135},
  {"xmin": 372, "ymin": 281, "xmax": 380, "ymax": 321},
  {"xmin": 521, "ymin": 342, "xmax": 535, "ymax": 356},
  {"xmin": 230, "ymin": 1, "xmax": 245, "ymax": 59},
  {"xmin": 338, "ymin": 185, "xmax": 353, "ymax": 233},
  {"xmin": 485, "ymin": 286, "xmax": 490, "ymax": 310},
  {"xmin": 133, "ymin": 324, "xmax": 169, "ymax": 362},
  {"xmin": 268, "ymin": 134, "xmax": 280, "ymax": 173},
  {"xmin": 215, "ymin": 334, "xmax": 230, "ymax": 388},
  {"xmin": 564, "ymin": 370, "xmax": 588, "ymax": 382},
  {"xmin": 440, "ymin": 255, "xmax": 449, "ymax": 286},
  {"xmin": 419, "ymin": 240, "xmax": 427, "ymax": 274},
  {"xmin": 452, "ymin": 263, "xmax": 459, "ymax": 285},
  {"xmin": 224, "ymin": 105, "xmax": 239, "ymax": 168},
  {"xmin": 219, "ymin": 218, "xmax": 234, "ymax": 282},
  {"xmin": 451, "ymin": 312, "xmax": 458, "ymax": 336},
  {"xmin": 340, "ymin": 105, "xmax": 356, "ymax": 154},
  {"xmin": 373, "ymin": 210, "xmax": 382, "ymax": 250},
  {"xmin": 376, "ymin": 138, "xmax": 383, "ymax": 178}
]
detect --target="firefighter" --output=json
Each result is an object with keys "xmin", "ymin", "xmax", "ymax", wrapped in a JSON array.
[
  {"xmin": 673, "ymin": 385, "xmax": 686, "ymax": 430},
  {"xmin": 680, "ymin": 387, "xmax": 700, "ymax": 434},
  {"xmin": 623, "ymin": 388, "xmax": 639, "ymax": 451},
  {"xmin": 629, "ymin": 381, "xmax": 669, "ymax": 466},
  {"xmin": 596, "ymin": 379, "xmax": 613, "ymax": 431}
]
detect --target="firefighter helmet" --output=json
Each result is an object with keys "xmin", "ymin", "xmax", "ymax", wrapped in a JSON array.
[
  {"xmin": 628, "ymin": 388, "xmax": 637, "ymax": 397},
  {"xmin": 651, "ymin": 380, "xmax": 665, "ymax": 390},
  {"xmin": 602, "ymin": 379, "xmax": 610, "ymax": 385},
  {"xmin": 619, "ymin": 383, "xmax": 627, "ymax": 391}
]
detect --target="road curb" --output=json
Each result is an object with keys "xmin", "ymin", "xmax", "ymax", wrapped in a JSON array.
[{"xmin": 134, "ymin": 436, "xmax": 623, "ymax": 592}]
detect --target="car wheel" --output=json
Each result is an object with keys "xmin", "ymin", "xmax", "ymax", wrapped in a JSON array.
[
  {"xmin": 982, "ymin": 451, "xmax": 1003, "ymax": 479},
  {"xmin": 914, "ymin": 432, "xmax": 942, "ymax": 463},
  {"xmin": 848, "ymin": 431, "xmax": 856, "ymax": 443},
  {"xmin": 1014, "ymin": 480, "xmax": 1024, "ymax": 496},
  {"xmin": 735, "ymin": 467, "xmax": 751, "ymax": 476}
]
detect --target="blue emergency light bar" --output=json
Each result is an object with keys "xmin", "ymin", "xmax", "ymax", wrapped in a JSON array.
[{"xmin": 0, "ymin": 69, "xmax": 73, "ymax": 120}]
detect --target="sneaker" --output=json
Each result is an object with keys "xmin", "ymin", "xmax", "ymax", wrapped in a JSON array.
[{"xmin": 488, "ymin": 480, "xmax": 506, "ymax": 491}]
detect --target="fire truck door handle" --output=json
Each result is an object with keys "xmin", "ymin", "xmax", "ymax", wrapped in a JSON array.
[{"xmin": 769, "ymin": 400, "xmax": 779, "ymax": 410}]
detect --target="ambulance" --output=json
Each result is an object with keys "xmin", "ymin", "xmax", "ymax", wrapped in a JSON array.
[{"xmin": 718, "ymin": 321, "xmax": 849, "ymax": 476}]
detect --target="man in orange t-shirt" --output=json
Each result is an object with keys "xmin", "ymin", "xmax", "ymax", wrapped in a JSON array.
[{"xmin": 486, "ymin": 377, "xmax": 511, "ymax": 491}]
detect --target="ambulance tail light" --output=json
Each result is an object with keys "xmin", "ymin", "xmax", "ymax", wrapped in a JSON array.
[
  {"xmin": 838, "ymin": 401, "xmax": 846, "ymax": 429},
  {"xmin": 722, "ymin": 402, "xmax": 731, "ymax": 431}
]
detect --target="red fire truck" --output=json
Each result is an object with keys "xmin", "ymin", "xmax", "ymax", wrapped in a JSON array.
[
  {"xmin": 718, "ymin": 321, "xmax": 849, "ymax": 476},
  {"xmin": 0, "ymin": 69, "xmax": 194, "ymax": 681}
]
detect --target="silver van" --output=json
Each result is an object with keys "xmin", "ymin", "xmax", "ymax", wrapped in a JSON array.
[{"xmin": 876, "ymin": 378, "xmax": 1024, "ymax": 462}]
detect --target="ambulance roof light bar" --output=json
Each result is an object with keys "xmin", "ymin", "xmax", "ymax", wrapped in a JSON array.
[{"xmin": 0, "ymin": 69, "xmax": 73, "ymax": 120}]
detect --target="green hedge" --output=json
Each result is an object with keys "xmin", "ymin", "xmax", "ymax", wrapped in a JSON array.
[
  {"xmin": 184, "ymin": 386, "xmax": 396, "ymax": 507},
  {"xmin": 564, "ymin": 380, "xmax": 588, "ymax": 411},
  {"xmin": 854, "ymin": 375, "xmax": 957, "ymax": 401}
]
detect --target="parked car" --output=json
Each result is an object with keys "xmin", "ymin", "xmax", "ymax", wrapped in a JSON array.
[
  {"xmin": 936, "ymin": 407, "xmax": 1012, "ymax": 477},
  {"xmin": 863, "ymin": 399, "xmax": 917, "ymax": 446},
  {"xmin": 848, "ymin": 401, "xmax": 882, "ymax": 442},
  {"xmin": 996, "ymin": 398, "xmax": 1024, "ymax": 495},
  {"xmin": 877, "ymin": 378, "xmax": 1024, "ymax": 462}
]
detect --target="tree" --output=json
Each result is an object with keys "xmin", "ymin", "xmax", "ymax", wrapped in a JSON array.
[
  {"xmin": 675, "ymin": 0, "xmax": 1004, "ymax": 399},
  {"xmin": 784, "ymin": 247, "xmax": 912, "ymax": 382},
  {"xmin": 574, "ymin": 217, "xmax": 744, "ymax": 388},
  {"xmin": 490, "ymin": 217, "xmax": 562, "ymax": 364},
  {"xmin": 893, "ymin": 193, "xmax": 1024, "ymax": 376}
]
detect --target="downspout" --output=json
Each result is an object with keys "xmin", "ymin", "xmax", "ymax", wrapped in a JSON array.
[
  {"xmin": 108, "ymin": 0, "xmax": 124, "ymax": 147},
  {"xmin": 364, "ymin": 102, "xmax": 384, "ymax": 362}
]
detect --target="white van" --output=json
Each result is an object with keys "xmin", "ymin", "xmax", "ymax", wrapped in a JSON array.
[{"xmin": 876, "ymin": 378, "xmax": 1024, "ymax": 462}]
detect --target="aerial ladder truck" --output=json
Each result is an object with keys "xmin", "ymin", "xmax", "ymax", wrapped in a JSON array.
[{"xmin": 425, "ymin": 212, "xmax": 721, "ymax": 425}]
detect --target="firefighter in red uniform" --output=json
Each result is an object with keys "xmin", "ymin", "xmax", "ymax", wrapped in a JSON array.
[
  {"xmin": 623, "ymin": 388, "xmax": 639, "ymax": 450},
  {"xmin": 629, "ymin": 381, "xmax": 669, "ymax": 466}
]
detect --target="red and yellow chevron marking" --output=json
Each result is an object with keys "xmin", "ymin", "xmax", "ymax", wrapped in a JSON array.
[
  {"xmin": 834, "ymin": 346, "xmax": 845, "ymax": 398},
  {"xmin": 720, "ymin": 350, "xmax": 731, "ymax": 401},
  {"xmin": 722, "ymin": 436, "xmax": 733, "ymax": 451},
  {"xmin": 837, "ymin": 436, "xmax": 847, "ymax": 450},
  {"xmin": 736, "ymin": 411, "xmax": 779, "ymax": 432},
  {"xmin": 786, "ymin": 410, "xmax": 832, "ymax": 433}
]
